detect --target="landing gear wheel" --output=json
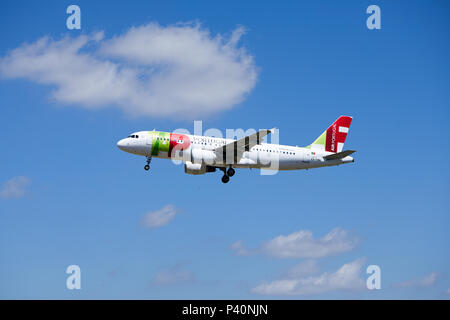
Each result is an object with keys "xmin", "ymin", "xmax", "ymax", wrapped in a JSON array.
[
  {"xmin": 144, "ymin": 156, "xmax": 152, "ymax": 171},
  {"xmin": 221, "ymin": 175, "xmax": 230, "ymax": 184},
  {"xmin": 227, "ymin": 168, "xmax": 235, "ymax": 177}
]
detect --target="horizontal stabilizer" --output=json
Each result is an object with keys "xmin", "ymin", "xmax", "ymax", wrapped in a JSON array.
[{"xmin": 324, "ymin": 150, "xmax": 356, "ymax": 160}]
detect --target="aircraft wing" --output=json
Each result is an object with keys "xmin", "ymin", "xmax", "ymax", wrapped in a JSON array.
[{"xmin": 214, "ymin": 128, "xmax": 273, "ymax": 163}]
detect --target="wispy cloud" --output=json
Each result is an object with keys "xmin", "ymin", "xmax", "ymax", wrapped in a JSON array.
[
  {"xmin": 0, "ymin": 176, "xmax": 30, "ymax": 199},
  {"xmin": 141, "ymin": 205, "xmax": 179, "ymax": 229},
  {"xmin": 393, "ymin": 272, "xmax": 439, "ymax": 288},
  {"xmin": 153, "ymin": 264, "xmax": 195, "ymax": 286},
  {"xmin": 0, "ymin": 22, "xmax": 258, "ymax": 118},
  {"xmin": 231, "ymin": 228, "xmax": 359, "ymax": 259},
  {"xmin": 252, "ymin": 258, "xmax": 366, "ymax": 296},
  {"xmin": 282, "ymin": 260, "xmax": 320, "ymax": 279},
  {"xmin": 230, "ymin": 240, "xmax": 251, "ymax": 256}
]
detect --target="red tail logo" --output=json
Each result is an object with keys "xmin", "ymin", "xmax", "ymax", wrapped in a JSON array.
[{"xmin": 325, "ymin": 116, "xmax": 352, "ymax": 153}]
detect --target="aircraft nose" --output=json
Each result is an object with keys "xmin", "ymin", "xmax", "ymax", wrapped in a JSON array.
[{"xmin": 117, "ymin": 139, "xmax": 127, "ymax": 151}]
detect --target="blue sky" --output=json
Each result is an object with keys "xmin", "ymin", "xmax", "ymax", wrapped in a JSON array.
[{"xmin": 0, "ymin": 0, "xmax": 449, "ymax": 299}]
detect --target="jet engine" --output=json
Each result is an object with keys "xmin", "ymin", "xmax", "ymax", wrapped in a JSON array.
[
  {"xmin": 184, "ymin": 161, "xmax": 216, "ymax": 175},
  {"xmin": 190, "ymin": 148, "xmax": 216, "ymax": 165}
]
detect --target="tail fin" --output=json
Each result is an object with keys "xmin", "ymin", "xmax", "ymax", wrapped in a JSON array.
[{"xmin": 307, "ymin": 116, "xmax": 353, "ymax": 153}]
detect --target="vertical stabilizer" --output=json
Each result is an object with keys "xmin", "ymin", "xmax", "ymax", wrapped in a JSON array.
[{"xmin": 307, "ymin": 116, "xmax": 353, "ymax": 153}]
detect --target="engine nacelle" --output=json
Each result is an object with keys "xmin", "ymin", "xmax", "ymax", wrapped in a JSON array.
[
  {"xmin": 184, "ymin": 161, "xmax": 205, "ymax": 175},
  {"xmin": 184, "ymin": 161, "xmax": 216, "ymax": 175},
  {"xmin": 190, "ymin": 148, "xmax": 216, "ymax": 165}
]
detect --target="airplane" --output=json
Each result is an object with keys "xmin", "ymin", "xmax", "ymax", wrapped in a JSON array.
[{"xmin": 117, "ymin": 116, "xmax": 355, "ymax": 183}]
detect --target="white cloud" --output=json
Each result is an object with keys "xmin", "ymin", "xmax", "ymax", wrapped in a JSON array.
[
  {"xmin": 230, "ymin": 240, "xmax": 251, "ymax": 256},
  {"xmin": 252, "ymin": 258, "xmax": 366, "ymax": 296},
  {"xmin": 445, "ymin": 288, "xmax": 450, "ymax": 295},
  {"xmin": 283, "ymin": 260, "xmax": 319, "ymax": 279},
  {"xmin": 153, "ymin": 264, "xmax": 195, "ymax": 285},
  {"xmin": 0, "ymin": 176, "xmax": 30, "ymax": 199},
  {"xmin": 394, "ymin": 272, "xmax": 439, "ymax": 288},
  {"xmin": 232, "ymin": 228, "xmax": 358, "ymax": 259},
  {"xmin": 263, "ymin": 228, "xmax": 358, "ymax": 258},
  {"xmin": 141, "ymin": 205, "xmax": 178, "ymax": 228},
  {"xmin": 0, "ymin": 22, "xmax": 258, "ymax": 118}
]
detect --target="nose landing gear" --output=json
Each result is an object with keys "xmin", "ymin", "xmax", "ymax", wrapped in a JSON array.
[{"xmin": 144, "ymin": 156, "xmax": 152, "ymax": 171}]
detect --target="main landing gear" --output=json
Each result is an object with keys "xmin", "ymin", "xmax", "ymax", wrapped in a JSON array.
[
  {"xmin": 144, "ymin": 156, "xmax": 152, "ymax": 171},
  {"xmin": 220, "ymin": 167, "xmax": 235, "ymax": 183},
  {"xmin": 221, "ymin": 175, "xmax": 230, "ymax": 184}
]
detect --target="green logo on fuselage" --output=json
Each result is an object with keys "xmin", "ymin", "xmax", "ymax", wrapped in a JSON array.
[{"xmin": 149, "ymin": 131, "xmax": 171, "ymax": 156}]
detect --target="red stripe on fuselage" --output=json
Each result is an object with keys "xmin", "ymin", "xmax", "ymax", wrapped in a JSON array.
[{"xmin": 169, "ymin": 133, "xmax": 191, "ymax": 157}]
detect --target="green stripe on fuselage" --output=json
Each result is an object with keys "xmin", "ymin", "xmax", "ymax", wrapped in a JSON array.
[{"xmin": 149, "ymin": 131, "xmax": 171, "ymax": 156}]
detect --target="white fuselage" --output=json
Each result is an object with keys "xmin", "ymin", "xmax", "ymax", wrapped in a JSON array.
[{"xmin": 117, "ymin": 131, "xmax": 354, "ymax": 171}]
